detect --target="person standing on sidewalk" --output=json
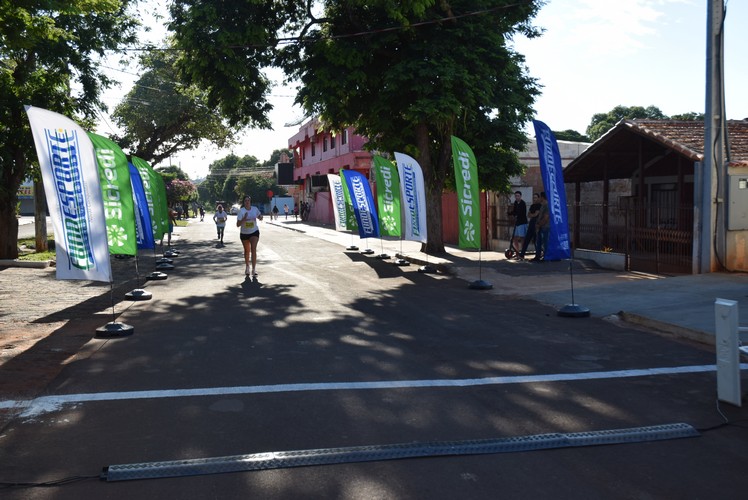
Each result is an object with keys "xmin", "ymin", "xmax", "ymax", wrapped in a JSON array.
[
  {"xmin": 237, "ymin": 195, "xmax": 263, "ymax": 276},
  {"xmin": 534, "ymin": 192, "xmax": 550, "ymax": 262},
  {"xmin": 213, "ymin": 204, "xmax": 228, "ymax": 244},
  {"xmin": 518, "ymin": 192, "xmax": 540, "ymax": 260},
  {"xmin": 163, "ymin": 207, "xmax": 178, "ymax": 246},
  {"xmin": 509, "ymin": 191, "xmax": 528, "ymax": 256}
]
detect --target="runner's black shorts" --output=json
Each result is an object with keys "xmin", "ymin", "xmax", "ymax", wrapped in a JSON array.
[{"xmin": 240, "ymin": 231, "xmax": 260, "ymax": 241}]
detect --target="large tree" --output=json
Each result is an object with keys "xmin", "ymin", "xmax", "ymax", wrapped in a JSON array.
[
  {"xmin": 585, "ymin": 106, "xmax": 704, "ymax": 142},
  {"xmin": 235, "ymin": 173, "xmax": 285, "ymax": 206},
  {"xmin": 283, "ymin": 1, "xmax": 541, "ymax": 252},
  {"xmin": 262, "ymin": 148, "xmax": 294, "ymax": 169},
  {"xmin": 0, "ymin": 0, "xmax": 140, "ymax": 259},
  {"xmin": 111, "ymin": 48, "xmax": 239, "ymax": 167},
  {"xmin": 586, "ymin": 105, "xmax": 667, "ymax": 142},
  {"xmin": 168, "ymin": 0, "xmax": 304, "ymax": 128},
  {"xmin": 169, "ymin": 0, "xmax": 541, "ymax": 253}
]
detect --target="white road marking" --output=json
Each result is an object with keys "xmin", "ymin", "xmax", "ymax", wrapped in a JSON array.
[{"xmin": 2, "ymin": 364, "xmax": 743, "ymax": 419}]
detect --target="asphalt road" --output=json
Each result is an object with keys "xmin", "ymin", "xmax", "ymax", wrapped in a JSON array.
[
  {"xmin": 1, "ymin": 218, "xmax": 747, "ymax": 499},
  {"xmin": 16, "ymin": 217, "xmax": 50, "ymax": 241}
]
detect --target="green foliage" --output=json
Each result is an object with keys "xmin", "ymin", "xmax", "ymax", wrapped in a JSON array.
[
  {"xmin": 199, "ymin": 153, "xmax": 274, "ymax": 205},
  {"xmin": 164, "ymin": 178, "xmax": 197, "ymax": 204},
  {"xmin": 235, "ymin": 174, "xmax": 284, "ymax": 205},
  {"xmin": 165, "ymin": 1, "xmax": 543, "ymax": 251},
  {"xmin": 168, "ymin": 0, "xmax": 305, "ymax": 127},
  {"xmin": 0, "ymin": 0, "xmax": 140, "ymax": 259},
  {"xmin": 585, "ymin": 105, "xmax": 704, "ymax": 142},
  {"xmin": 111, "ymin": 48, "xmax": 239, "ymax": 167},
  {"xmin": 670, "ymin": 112, "xmax": 704, "ymax": 121},
  {"xmin": 17, "ymin": 234, "xmax": 54, "ymax": 261},
  {"xmin": 156, "ymin": 164, "xmax": 190, "ymax": 184},
  {"xmin": 553, "ymin": 129, "xmax": 590, "ymax": 142},
  {"xmin": 283, "ymin": 1, "xmax": 542, "ymax": 251},
  {"xmin": 586, "ymin": 105, "xmax": 667, "ymax": 142},
  {"xmin": 262, "ymin": 148, "xmax": 294, "ymax": 168}
]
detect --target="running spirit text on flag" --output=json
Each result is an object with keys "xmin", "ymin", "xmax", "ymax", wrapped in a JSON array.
[
  {"xmin": 533, "ymin": 120, "xmax": 571, "ymax": 260},
  {"xmin": 25, "ymin": 106, "xmax": 111, "ymax": 282},
  {"xmin": 342, "ymin": 170, "xmax": 380, "ymax": 239},
  {"xmin": 129, "ymin": 163, "xmax": 155, "ymax": 250},
  {"xmin": 327, "ymin": 174, "xmax": 347, "ymax": 232},
  {"xmin": 339, "ymin": 169, "xmax": 358, "ymax": 232},
  {"xmin": 394, "ymin": 152, "xmax": 427, "ymax": 244}
]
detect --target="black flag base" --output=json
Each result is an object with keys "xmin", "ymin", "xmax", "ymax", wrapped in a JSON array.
[
  {"xmin": 345, "ymin": 246, "xmax": 359, "ymax": 251},
  {"xmin": 156, "ymin": 262, "xmax": 174, "ymax": 271},
  {"xmin": 361, "ymin": 249, "xmax": 375, "ymax": 255},
  {"xmin": 96, "ymin": 321, "xmax": 134, "ymax": 338},
  {"xmin": 163, "ymin": 249, "xmax": 179, "ymax": 258},
  {"xmin": 125, "ymin": 289, "xmax": 152, "ymax": 301},
  {"xmin": 418, "ymin": 265, "xmax": 438, "ymax": 274},
  {"xmin": 469, "ymin": 279, "xmax": 493, "ymax": 290},
  {"xmin": 558, "ymin": 304, "xmax": 591, "ymax": 318},
  {"xmin": 394, "ymin": 258, "xmax": 410, "ymax": 266},
  {"xmin": 146, "ymin": 271, "xmax": 168, "ymax": 281},
  {"xmin": 376, "ymin": 253, "xmax": 390, "ymax": 260},
  {"xmin": 156, "ymin": 257, "xmax": 173, "ymax": 264}
]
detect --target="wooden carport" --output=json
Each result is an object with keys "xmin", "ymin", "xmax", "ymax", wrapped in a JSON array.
[{"xmin": 563, "ymin": 120, "xmax": 706, "ymax": 274}]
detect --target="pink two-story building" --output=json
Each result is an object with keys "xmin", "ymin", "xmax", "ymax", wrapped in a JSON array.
[{"xmin": 287, "ymin": 117, "xmax": 373, "ymax": 224}]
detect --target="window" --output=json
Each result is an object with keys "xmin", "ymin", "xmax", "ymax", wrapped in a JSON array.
[
  {"xmin": 323, "ymin": 136, "xmax": 328, "ymax": 152},
  {"xmin": 330, "ymin": 134, "xmax": 336, "ymax": 148},
  {"xmin": 341, "ymin": 129, "xmax": 348, "ymax": 145},
  {"xmin": 311, "ymin": 140, "xmax": 316, "ymax": 156}
]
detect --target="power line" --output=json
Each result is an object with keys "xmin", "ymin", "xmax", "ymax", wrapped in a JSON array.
[{"xmin": 112, "ymin": 2, "xmax": 533, "ymax": 52}]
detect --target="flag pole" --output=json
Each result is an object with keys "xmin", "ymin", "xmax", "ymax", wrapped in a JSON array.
[
  {"xmin": 531, "ymin": 120, "xmax": 588, "ymax": 317},
  {"xmin": 126, "ymin": 252, "xmax": 153, "ymax": 300},
  {"xmin": 154, "ymin": 238, "xmax": 174, "ymax": 272},
  {"xmin": 361, "ymin": 238, "xmax": 374, "ymax": 255},
  {"xmin": 394, "ymin": 236, "xmax": 409, "ymax": 266},
  {"xmin": 96, "ymin": 264, "xmax": 134, "ymax": 337},
  {"xmin": 468, "ymin": 248, "xmax": 493, "ymax": 290},
  {"xmin": 557, "ymin": 253, "xmax": 590, "ymax": 317},
  {"xmin": 346, "ymin": 233, "xmax": 359, "ymax": 251},
  {"xmin": 417, "ymin": 244, "xmax": 437, "ymax": 274},
  {"xmin": 376, "ymin": 238, "xmax": 390, "ymax": 260},
  {"xmin": 469, "ymin": 192, "xmax": 492, "ymax": 289}
]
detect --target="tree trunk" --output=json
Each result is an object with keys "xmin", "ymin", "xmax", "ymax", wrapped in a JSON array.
[
  {"xmin": 33, "ymin": 181, "xmax": 48, "ymax": 252},
  {"xmin": 414, "ymin": 122, "xmax": 446, "ymax": 254},
  {"xmin": 0, "ymin": 202, "xmax": 20, "ymax": 260}
]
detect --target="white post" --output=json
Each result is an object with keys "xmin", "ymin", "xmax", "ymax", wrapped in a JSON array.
[{"xmin": 714, "ymin": 298, "xmax": 742, "ymax": 406}]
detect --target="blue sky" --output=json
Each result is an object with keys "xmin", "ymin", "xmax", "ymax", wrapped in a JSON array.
[
  {"xmin": 97, "ymin": 1, "xmax": 747, "ymax": 178},
  {"xmin": 514, "ymin": 0, "xmax": 747, "ymax": 134}
]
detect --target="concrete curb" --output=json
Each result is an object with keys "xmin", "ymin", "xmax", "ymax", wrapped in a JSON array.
[
  {"xmin": 617, "ymin": 311, "xmax": 712, "ymax": 346},
  {"xmin": 0, "ymin": 259, "xmax": 52, "ymax": 269}
]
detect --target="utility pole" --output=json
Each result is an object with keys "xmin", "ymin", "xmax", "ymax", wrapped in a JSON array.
[{"xmin": 701, "ymin": 0, "xmax": 726, "ymax": 272}]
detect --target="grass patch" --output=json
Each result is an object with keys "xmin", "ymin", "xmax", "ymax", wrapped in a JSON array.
[
  {"xmin": 17, "ymin": 251, "xmax": 55, "ymax": 261},
  {"xmin": 17, "ymin": 235, "xmax": 55, "ymax": 261}
]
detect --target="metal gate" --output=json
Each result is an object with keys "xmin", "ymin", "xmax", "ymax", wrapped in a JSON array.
[
  {"xmin": 624, "ymin": 203, "xmax": 694, "ymax": 275},
  {"xmin": 568, "ymin": 201, "xmax": 694, "ymax": 274}
]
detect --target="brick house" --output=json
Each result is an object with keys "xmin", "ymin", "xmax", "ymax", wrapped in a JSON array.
[{"xmin": 563, "ymin": 119, "xmax": 748, "ymax": 274}]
